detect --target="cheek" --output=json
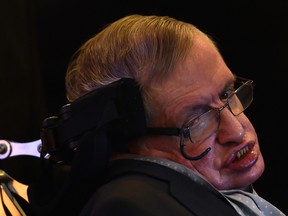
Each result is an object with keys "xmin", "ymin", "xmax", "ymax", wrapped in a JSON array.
[
  {"xmin": 190, "ymin": 153, "xmax": 218, "ymax": 181},
  {"xmin": 185, "ymin": 138, "xmax": 223, "ymax": 175},
  {"xmin": 183, "ymin": 134, "xmax": 218, "ymax": 160},
  {"xmin": 189, "ymin": 150, "xmax": 227, "ymax": 190},
  {"xmin": 183, "ymin": 144, "xmax": 210, "ymax": 161}
]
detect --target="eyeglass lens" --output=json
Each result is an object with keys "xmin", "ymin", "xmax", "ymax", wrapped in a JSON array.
[{"xmin": 188, "ymin": 80, "xmax": 253, "ymax": 144}]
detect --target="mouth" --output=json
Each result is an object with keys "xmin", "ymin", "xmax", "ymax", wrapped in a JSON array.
[
  {"xmin": 234, "ymin": 146, "xmax": 251, "ymax": 162},
  {"xmin": 224, "ymin": 143, "xmax": 258, "ymax": 170}
]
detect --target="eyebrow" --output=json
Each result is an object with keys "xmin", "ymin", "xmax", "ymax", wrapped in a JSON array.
[
  {"xmin": 221, "ymin": 77, "xmax": 236, "ymax": 93},
  {"xmin": 224, "ymin": 76, "xmax": 237, "ymax": 89}
]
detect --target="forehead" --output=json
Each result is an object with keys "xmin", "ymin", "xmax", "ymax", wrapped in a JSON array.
[{"xmin": 149, "ymin": 32, "xmax": 234, "ymax": 125}]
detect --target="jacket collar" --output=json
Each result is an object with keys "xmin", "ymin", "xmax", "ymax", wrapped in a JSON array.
[{"xmin": 107, "ymin": 159, "xmax": 239, "ymax": 216}]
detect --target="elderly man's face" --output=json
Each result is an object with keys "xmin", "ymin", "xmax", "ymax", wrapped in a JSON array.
[{"xmin": 147, "ymin": 32, "xmax": 265, "ymax": 190}]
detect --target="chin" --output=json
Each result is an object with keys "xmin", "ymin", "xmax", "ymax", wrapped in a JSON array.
[
  {"xmin": 234, "ymin": 160, "xmax": 265, "ymax": 190},
  {"xmin": 217, "ymin": 162, "xmax": 265, "ymax": 191}
]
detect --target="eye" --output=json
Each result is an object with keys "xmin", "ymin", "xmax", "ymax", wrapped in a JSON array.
[{"xmin": 220, "ymin": 87, "xmax": 234, "ymax": 101}]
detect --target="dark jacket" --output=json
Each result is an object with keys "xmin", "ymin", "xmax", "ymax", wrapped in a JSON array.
[{"xmin": 80, "ymin": 159, "xmax": 239, "ymax": 216}]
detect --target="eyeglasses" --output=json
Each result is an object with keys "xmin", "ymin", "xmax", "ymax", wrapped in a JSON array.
[{"xmin": 147, "ymin": 77, "xmax": 253, "ymax": 146}]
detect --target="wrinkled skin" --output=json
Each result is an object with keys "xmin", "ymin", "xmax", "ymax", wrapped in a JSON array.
[{"xmin": 130, "ymin": 31, "xmax": 265, "ymax": 191}]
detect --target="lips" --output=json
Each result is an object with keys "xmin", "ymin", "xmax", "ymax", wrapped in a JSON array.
[{"xmin": 225, "ymin": 144, "xmax": 258, "ymax": 171}]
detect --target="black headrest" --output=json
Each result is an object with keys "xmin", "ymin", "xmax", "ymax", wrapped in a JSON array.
[
  {"xmin": 40, "ymin": 78, "xmax": 147, "ymax": 164},
  {"xmin": 28, "ymin": 78, "xmax": 147, "ymax": 216}
]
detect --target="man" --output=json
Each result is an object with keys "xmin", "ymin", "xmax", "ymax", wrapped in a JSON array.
[{"xmin": 30, "ymin": 14, "xmax": 286, "ymax": 216}]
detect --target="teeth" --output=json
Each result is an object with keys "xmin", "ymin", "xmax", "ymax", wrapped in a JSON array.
[{"xmin": 236, "ymin": 146, "xmax": 249, "ymax": 160}]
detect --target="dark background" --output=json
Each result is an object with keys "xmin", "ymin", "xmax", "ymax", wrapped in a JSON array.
[{"xmin": 1, "ymin": 0, "xmax": 287, "ymax": 214}]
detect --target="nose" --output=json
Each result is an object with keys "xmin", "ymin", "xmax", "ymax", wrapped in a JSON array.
[{"xmin": 216, "ymin": 107, "xmax": 244, "ymax": 144}]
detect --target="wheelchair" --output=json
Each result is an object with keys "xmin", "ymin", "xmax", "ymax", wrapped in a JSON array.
[{"xmin": 0, "ymin": 78, "xmax": 146, "ymax": 216}]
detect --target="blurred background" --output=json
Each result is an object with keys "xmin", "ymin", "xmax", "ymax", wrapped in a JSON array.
[{"xmin": 0, "ymin": 0, "xmax": 287, "ymax": 214}]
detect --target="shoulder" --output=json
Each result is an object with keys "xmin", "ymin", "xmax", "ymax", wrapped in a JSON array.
[
  {"xmin": 80, "ymin": 174, "xmax": 183, "ymax": 216},
  {"xmin": 79, "ymin": 159, "xmax": 238, "ymax": 216},
  {"xmin": 79, "ymin": 160, "xmax": 194, "ymax": 216}
]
